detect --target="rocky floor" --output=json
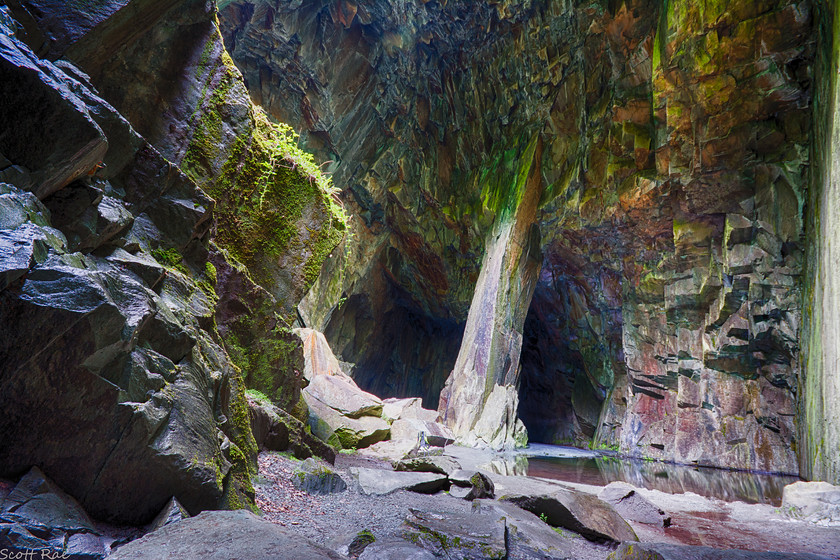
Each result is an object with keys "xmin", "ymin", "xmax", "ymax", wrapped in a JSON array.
[
  {"xmin": 254, "ymin": 451, "xmax": 616, "ymax": 559},
  {"xmin": 253, "ymin": 448, "xmax": 840, "ymax": 560}
]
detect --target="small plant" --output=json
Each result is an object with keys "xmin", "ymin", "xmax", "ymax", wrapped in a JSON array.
[{"xmin": 539, "ymin": 512, "xmax": 549, "ymax": 523}]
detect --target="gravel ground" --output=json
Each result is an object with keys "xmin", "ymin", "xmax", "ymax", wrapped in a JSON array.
[{"xmin": 253, "ymin": 451, "xmax": 615, "ymax": 559}]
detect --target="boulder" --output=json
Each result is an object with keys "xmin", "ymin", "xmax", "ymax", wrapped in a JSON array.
[
  {"xmin": 502, "ymin": 487, "xmax": 638, "ymax": 543},
  {"xmin": 292, "ymin": 458, "xmax": 347, "ymax": 495},
  {"xmin": 296, "ymin": 328, "xmax": 346, "ymax": 380},
  {"xmin": 782, "ymin": 481, "xmax": 840, "ymax": 524},
  {"xmin": 465, "ymin": 472, "xmax": 495, "ymax": 501},
  {"xmin": 390, "ymin": 418, "xmax": 455, "ymax": 448},
  {"xmin": 248, "ymin": 394, "xmax": 336, "ymax": 463},
  {"xmin": 608, "ymin": 542, "xmax": 832, "ymax": 560},
  {"xmin": 0, "ymin": 467, "xmax": 108, "ymax": 559},
  {"xmin": 358, "ymin": 538, "xmax": 436, "ymax": 560},
  {"xmin": 473, "ymin": 500, "xmax": 577, "ymax": 560},
  {"xmin": 44, "ymin": 183, "xmax": 134, "ymax": 252},
  {"xmin": 382, "ymin": 398, "xmax": 438, "ymax": 424},
  {"xmin": 109, "ymin": 510, "xmax": 345, "ymax": 560},
  {"xmin": 598, "ymin": 482, "xmax": 671, "ymax": 527},
  {"xmin": 393, "ymin": 456, "xmax": 461, "ymax": 476},
  {"xmin": 357, "ymin": 440, "xmax": 418, "ymax": 462},
  {"xmin": 304, "ymin": 374, "xmax": 384, "ymax": 419},
  {"xmin": 305, "ymin": 391, "xmax": 390, "ymax": 450},
  {"xmin": 402, "ymin": 508, "xmax": 506, "ymax": 560},
  {"xmin": 350, "ymin": 467, "xmax": 449, "ymax": 496}
]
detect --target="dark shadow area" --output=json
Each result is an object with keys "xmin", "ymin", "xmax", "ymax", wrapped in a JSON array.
[{"xmin": 322, "ymin": 288, "xmax": 464, "ymax": 410}]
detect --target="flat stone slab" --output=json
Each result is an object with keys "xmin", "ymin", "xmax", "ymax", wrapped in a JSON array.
[
  {"xmin": 608, "ymin": 542, "xmax": 832, "ymax": 560},
  {"xmin": 350, "ymin": 467, "xmax": 448, "ymax": 496},
  {"xmin": 502, "ymin": 486, "xmax": 637, "ymax": 543},
  {"xmin": 473, "ymin": 500, "xmax": 577, "ymax": 559},
  {"xmin": 109, "ymin": 510, "xmax": 344, "ymax": 560},
  {"xmin": 393, "ymin": 456, "xmax": 461, "ymax": 476},
  {"xmin": 358, "ymin": 538, "xmax": 437, "ymax": 559},
  {"xmin": 402, "ymin": 509, "xmax": 506, "ymax": 560}
]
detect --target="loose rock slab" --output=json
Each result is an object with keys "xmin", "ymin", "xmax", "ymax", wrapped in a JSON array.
[
  {"xmin": 393, "ymin": 456, "xmax": 461, "ymax": 476},
  {"xmin": 502, "ymin": 487, "xmax": 637, "ymax": 543},
  {"xmin": 351, "ymin": 467, "xmax": 448, "ymax": 496},
  {"xmin": 292, "ymin": 458, "xmax": 347, "ymax": 495},
  {"xmin": 598, "ymin": 481, "xmax": 671, "ymax": 526},
  {"xmin": 608, "ymin": 542, "xmax": 832, "ymax": 560},
  {"xmin": 782, "ymin": 481, "xmax": 840, "ymax": 524},
  {"xmin": 109, "ymin": 510, "xmax": 344, "ymax": 560}
]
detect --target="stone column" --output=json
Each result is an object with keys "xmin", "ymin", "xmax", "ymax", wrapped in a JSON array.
[{"xmin": 438, "ymin": 138, "xmax": 544, "ymax": 449}]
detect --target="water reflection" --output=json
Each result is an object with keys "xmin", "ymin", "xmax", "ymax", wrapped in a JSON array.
[{"xmin": 523, "ymin": 455, "xmax": 799, "ymax": 505}]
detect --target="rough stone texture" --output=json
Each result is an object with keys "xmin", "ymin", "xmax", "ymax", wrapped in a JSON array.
[
  {"xmin": 292, "ymin": 458, "xmax": 347, "ymax": 495},
  {"xmin": 782, "ymin": 481, "xmax": 840, "ymax": 524},
  {"xmin": 109, "ymin": 510, "xmax": 345, "ymax": 560},
  {"xmin": 389, "ymin": 417, "xmax": 455, "ymax": 448},
  {"xmin": 0, "ymin": 0, "xmax": 344, "ymax": 527},
  {"xmin": 306, "ymin": 392, "xmax": 391, "ymax": 450},
  {"xmin": 146, "ymin": 497, "xmax": 189, "ymax": 533},
  {"xmin": 359, "ymin": 538, "xmax": 436, "ymax": 560},
  {"xmin": 598, "ymin": 481, "xmax": 671, "ymax": 527},
  {"xmin": 0, "ymin": 467, "xmax": 108, "ymax": 559},
  {"xmin": 402, "ymin": 508, "xmax": 507, "ymax": 560},
  {"xmin": 393, "ymin": 456, "xmax": 461, "ymax": 477},
  {"xmin": 350, "ymin": 467, "xmax": 449, "ymax": 496},
  {"xmin": 248, "ymin": 394, "xmax": 336, "ymax": 464},
  {"xmin": 220, "ymin": 0, "xmax": 818, "ymax": 471},
  {"xmin": 306, "ymin": 374, "xmax": 384, "ymax": 419},
  {"xmin": 502, "ymin": 488, "xmax": 638, "ymax": 543},
  {"xmin": 800, "ymin": 0, "xmax": 840, "ymax": 486},
  {"xmin": 608, "ymin": 542, "xmax": 831, "ymax": 560},
  {"xmin": 473, "ymin": 499, "xmax": 577, "ymax": 560},
  {"xmin": 465, "ymin": 473, "xmax": 495, "ymax": 501}
]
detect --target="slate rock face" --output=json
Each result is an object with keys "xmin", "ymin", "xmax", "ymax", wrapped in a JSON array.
[
  {"xmin": 292, "ymin": 458, "xmax": 347, "ymax": 495},
  {"xmin": 0, "ymin": 0, "xmax": 342, "ymax": 526},
  {"xmin": 219, "ymin": 0, "xmax": 820, "ymax": 471}
]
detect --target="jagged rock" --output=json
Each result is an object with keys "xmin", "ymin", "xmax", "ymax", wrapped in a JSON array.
[
  {"xmin": 305, "ymin": 392, "xmax": 390, "ymax": 450},
  {"xmin": 292, "ymin": 458, "xmax": 347, "ymax": 495},
  {"xmin": 607, "ymin": 542, "xmax": 831, "ymax": 560},
  {"xmin": 305, "ymin": 374, "xmax": 384, "ymax": 419},
  {"xmin": 350, "ymin": 467, "xmax": 448, "ymax": 496},
  {"xmin": 146, "ymin": 497, "xmax": 189, "ymax": 533},
  {"xmin": 393, "ymin": 456, "xmax": 461, "ymax": 477},
  {"xmin": 109, "ymin": 510, "xmax": 345, "ymax": 560},
  {"xmin": 43, "ymin": 183, "xmax": 134, "ymax": 252},
  {"xmin": 0, "ymin": 467, "xmax": 107, "ymax": 559},
  {"xmin": 782, "ymin": 481, "xmax": 840, "ymax": 524},
  {"xmin": 598, "ymin": 482, "xmax": 671, "ymax": 527},
  {"xmin": 401, "ymin": 509, "xmax": 507, "ymax": 560},
  {"xmin": 248, "ymin": 395, "xmax": 336, "ymax": 463},
  {"xmin": 390, "ymin": 418, "xmax": 455, "ymax": 448},
  {"xmin": 106, "ymin": 248, "xmax": 166, "ymax": 290},
  {"xmin": 0, "ymin": 27, "xmax": 106, "ymax": 198},
  {"xmin": 464, "ymin": 472, "xmax": 495, "ymax": 501},
  {"xmin": 502, "ymin": 487, "xmax": 638, "ymax": 543}
]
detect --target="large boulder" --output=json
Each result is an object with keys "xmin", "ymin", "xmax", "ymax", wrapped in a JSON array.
[
  {"xmin": 359, "ymin": 538, "xmax": 436, "ymax": 560},
  {"xmin": 248, "ymin": 394, "xmax": 336, "ymax": 464},
  {"xmin": 305, "ymin": 374, "xmax": 384, "ymax": 419},
  {"xmin": 382, "ymin": 398, "xmax": 438, "ymax": 424},
  {"xmin": 473, "ymin": 500, "xmax": 578, "ymax": 560},
  {"xmin": 296, "ymin": 328, "xmax": 347, "ymax": 380},
  {"xmin": 305, "ymin": 392, "xmax": 390, "ymax": 450},
  {"xmin": 393, "ymin": 456, "xmax": 461, "ymax": 477},
  {"xmin": 502, "ymin": 487, "xmax": 638, "ymax": 543},
  {"xmin": 350, "ymin": 467, "xmax": 449, "ymax": 496},
  {"xmin": 782, "ymin": 481, "xmax": 840, "ymax": 524},
  {"xmin": 109, "ymin": 510, "xmax": 345, "ymax": 560},
  {"xmin": 390, "ymin": 418, "xmax": 455, "ymax": 448}
]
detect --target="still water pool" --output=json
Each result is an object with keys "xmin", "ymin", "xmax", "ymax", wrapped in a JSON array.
[{"xmin": 481, "ymin": 444, "xmax": 800, "ymax": 506}]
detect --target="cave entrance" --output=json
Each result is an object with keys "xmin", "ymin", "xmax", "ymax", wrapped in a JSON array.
[
  {"xmin": 322, "ymin": 292, "xmax": 465, "ymax": 411},
  {"xmin": 517, "ymin": 271, "xmax": 620, "ymax": 447}
]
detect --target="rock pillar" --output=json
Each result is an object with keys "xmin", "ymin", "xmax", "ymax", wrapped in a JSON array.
[{"xmin": 438, "ymin": 138, "xmax": 543, "ymax": 449}]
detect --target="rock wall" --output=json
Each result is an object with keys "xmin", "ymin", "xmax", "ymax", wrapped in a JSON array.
[
  {"xmin": 1, "ymin": 0, "xmax": 344, "ymax": 522},
  {"xmin": 220, "ymin": 0, "xmax": 823, "ymax": 469},
  {"xmin": 800, "ymin": 0, "xmax": 840, "ymax": 485}
]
